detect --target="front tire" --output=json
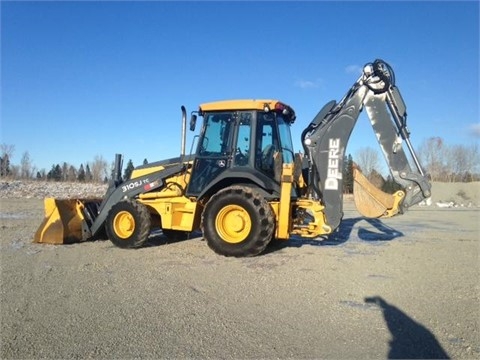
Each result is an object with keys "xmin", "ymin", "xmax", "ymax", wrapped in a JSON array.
[
  {"xmin": 202, "ymin": 186, "xmax": 275, "ymax": 257},
  {"xmin": 106, "ymin": 199, "xmax": 151, "ymax": 248}
]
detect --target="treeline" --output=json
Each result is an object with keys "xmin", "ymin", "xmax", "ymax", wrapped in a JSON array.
[
  {"xmin": 417, "ymin": 137, "xmax": 479, "ymax": 182},
  {"xmin": 343, "ymin": 137, "xmax": 480, "ymax": 193},
  {"xmin": 1, "ymin": 137, "xmax": 479, "ymax": 185},
  {"xmin": 0, "ymin": 144, "xmax": 144, "ymax": 183},
  {"xmin": 353, "ymin": 138, "xmax": 480, "ymax": 184}
]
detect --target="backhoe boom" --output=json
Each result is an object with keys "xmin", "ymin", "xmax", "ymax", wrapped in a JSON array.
[{"xmin": 302, "ymin": 59, "xmax": 431, "ymax": 229}]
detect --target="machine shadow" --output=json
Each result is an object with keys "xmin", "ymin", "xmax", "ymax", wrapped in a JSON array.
[
  {"xmin": 144, "ymin": 229, "xmax": 203, "ymax": 248},
  {"xmin": 141, "ymin": 217, "xmax": 404, "ymax": 252},
  {"xmin": 267, "ymin": 216, "xmax": 404, "ymax": 253},
  {"xmin": 365, "ymin": 296, "xmax": 450, "ymax": 359}
]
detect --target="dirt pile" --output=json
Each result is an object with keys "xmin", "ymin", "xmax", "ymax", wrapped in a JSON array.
[
  {"xmin": 430, "ymin": 181, "xmax": 480, "ymax": 207},
  {"xmin": 0, "ymin": 180, "xmax": 478, "ymax": 207},
  {"xmin": 0, "ymin": 180, "xmax": 107, "ymax": 199}
]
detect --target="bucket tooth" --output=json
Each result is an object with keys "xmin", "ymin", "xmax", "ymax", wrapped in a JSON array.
[
  {"xmin": 34, "ymin": 198, "xmax": 89, "ymax": 244},
  {"xmin": 353, "ymin": 167, "xmax": 405, "ymax": 218}
]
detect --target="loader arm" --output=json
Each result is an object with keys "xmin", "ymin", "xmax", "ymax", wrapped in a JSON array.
[
  {"xmin": 88, "ymin": 161, "xmax": 188, "ymax": 237},
  {"xmin": 302, "ymin": 59, "xmax": 431, "ymax": 230}
]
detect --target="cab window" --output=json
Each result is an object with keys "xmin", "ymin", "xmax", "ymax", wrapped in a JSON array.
[
  {"xmin": 234, "ymin": 112, "xmax": 252, "ymax": 166},
  {"xmin": 198, "ymin": 113, "xmax": 234, "ymax": 156}
]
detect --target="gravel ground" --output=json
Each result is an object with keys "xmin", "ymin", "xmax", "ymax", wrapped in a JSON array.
[{"xmin": 0, "ymin": 181, "xmax": 479, "ymax": 359}]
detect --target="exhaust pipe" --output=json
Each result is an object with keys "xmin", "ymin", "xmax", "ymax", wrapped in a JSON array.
[
  {"xmin": 113, "ymin": 153, "xmax": 123, "ymax": 183},
  {"xmin": 181, "ymin": 106, "xmax": 187, "ymax": 159}
]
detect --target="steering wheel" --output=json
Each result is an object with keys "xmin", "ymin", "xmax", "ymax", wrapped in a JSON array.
[
  {"xmin": 235, "ymin": 147, "xmax": 248, "ymax": 166},
  {"xmin": 261, "ymin": 144, "xmax": 275, "ymax": 169}
]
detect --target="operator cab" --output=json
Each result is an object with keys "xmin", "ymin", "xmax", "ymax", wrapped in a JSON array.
[{"xmin": 186, "ymin": 99, "xmax": 296, "ymax": 196}]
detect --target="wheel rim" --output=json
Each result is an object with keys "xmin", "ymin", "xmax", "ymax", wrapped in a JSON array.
[
  {"xmin": 215, "ymin": 204, "xmax": 251, "ymax": 244},
  {"xmin": 113, "ymin": 211, "xmax": 135, "ymax": 239}
]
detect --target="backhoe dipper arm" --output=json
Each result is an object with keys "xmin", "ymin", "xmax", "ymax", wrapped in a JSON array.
[
  {"xmin": 363, "ymin": 82, "xmax": 431, "ymax": 211},
  {"xmin": 302, "ymin": 59, "xmax": 431, "ymax": 230}
]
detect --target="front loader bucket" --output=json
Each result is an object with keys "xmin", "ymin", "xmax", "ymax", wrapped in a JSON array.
[
  {"xmin": 34, "ymin": 198, "xmax": 97, "ymax": 244},
  {"xmin": 353, "ymin": 168, "xmax": 405, "ymax": 218}
]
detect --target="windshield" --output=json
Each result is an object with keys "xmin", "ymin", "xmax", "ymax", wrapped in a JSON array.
[{"xmin": 197, "ymin": 112, "xmax": 234, "ymax": 156}]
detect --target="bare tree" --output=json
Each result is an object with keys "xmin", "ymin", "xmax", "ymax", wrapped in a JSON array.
[
  {"xmin": 67, "ymin": 165, "xmax": 77, "ymax": 182},
  {"xmin": 61, "ymin": 162, "xmax": 69, "ymax": 181},
  {"xmin": 418, "ymin": 137, "xmax": 446, "ymax": 181},
  {"xmin": 418, "ymin": 138, "xmax": 479, "ymax": 182},
  {"xmin": 0, "ymin": 143, "xmax": 15, "ymax": 158},
  {"xmin": 448, "ymin": 145, "xmax": 467, "ymax": 182},
  {"xmin": 90, "ymin": 155, "xmax": 108, "ymax": 183},
  {"xmin": 9, "ymin": 164, "xmax": 19, "ymax": 179},
  {"xmin": 457, "ymin": 143, "xmax": 480, "ymax": 182},
  {"xmin": 467, "ymin": 143, "xmax": 479, "ymax": 180},
  {"xmin": 20, "ymin": 151, "xmax": 34, "ymax": 179},
  {"xmin": 355, "ymin": 147, "xmax": 381, "ymax": 179}
]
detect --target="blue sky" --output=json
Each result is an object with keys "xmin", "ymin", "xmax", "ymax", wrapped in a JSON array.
[{"xmin": 1, "ymin": 1, "xmax": 479, "ymax": 173}]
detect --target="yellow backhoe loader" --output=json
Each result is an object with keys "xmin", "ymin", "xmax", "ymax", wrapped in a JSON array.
[{"xmin": 34, "ymin": 59, "xmax": 431, "ymax": 257}]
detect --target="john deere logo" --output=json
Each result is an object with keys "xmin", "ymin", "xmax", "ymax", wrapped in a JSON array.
[{"xmin": 325, "ymin": 138, "xmax": 342, "ymax": 190}]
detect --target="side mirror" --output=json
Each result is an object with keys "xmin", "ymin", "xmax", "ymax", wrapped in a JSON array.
[{"xmin": 190, "ymin": 114, "xmax": 197, "ymax": 131}]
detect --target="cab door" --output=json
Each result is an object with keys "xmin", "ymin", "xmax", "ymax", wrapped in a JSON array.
[{"xmin": 186, "ymin": 112, "xmax": 234, "ymax": 195}]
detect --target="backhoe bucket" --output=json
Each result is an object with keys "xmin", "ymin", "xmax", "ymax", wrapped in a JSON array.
[
  {"xmin": 353, "ymin": 167, "xmax": 405, "ymax": 218},
  {"xmin": 34, "ymin": 198, "xmax": 98, "ymax": 244}
]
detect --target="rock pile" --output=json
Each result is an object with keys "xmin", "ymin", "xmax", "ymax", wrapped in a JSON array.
[{"xmin": 0, "ymin": 180, "xmax": 108, "ymax": 199}]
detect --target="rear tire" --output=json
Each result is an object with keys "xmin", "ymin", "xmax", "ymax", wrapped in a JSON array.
[
  {"xmin": 202, "ymin": 185, "xmax": 275, "ymax": 257},
  {"xmin": 106, "ymin": 199, "xmax": 151, "ymax": 248}
]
